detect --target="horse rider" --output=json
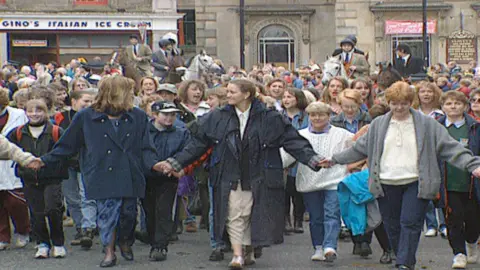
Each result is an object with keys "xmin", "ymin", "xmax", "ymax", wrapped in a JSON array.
[
  {"xmin": 125, "ymin": 34, "xmax": 153, "ymax": 77},
  {"xmin": 332, "ymin": 34, "xmax": 365, "ymax": 57},
  {"xmin": 152, "ymin": 39, "xmax": 173, "ymax": 82},
  {"xmin": 393, "ymin": 43, "xmax": 425, "ymax": 79},
  {"xmin": 338, "ymin": 37, "xmax": 369, "ymax": 80}
]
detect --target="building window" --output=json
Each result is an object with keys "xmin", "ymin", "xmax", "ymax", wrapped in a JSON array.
[
  {"xmin": 74, "ymin": 0, "xmax": 108, "ymax": 6},
  {"xmin": 178, "ymin": 9, "xmax": 196, "ymax": 46},
  {"xmin": 258, "ymin": 25, "xmax": 295, "ymax": 70},
  {"xmin": 391, "ymin": 35, "xmax": 430, "ymax": 66}
]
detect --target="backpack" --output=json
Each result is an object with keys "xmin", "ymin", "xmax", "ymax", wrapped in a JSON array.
[{"xmin": 16, "ymin": 124, "xmax": 60, "ymax": 143}]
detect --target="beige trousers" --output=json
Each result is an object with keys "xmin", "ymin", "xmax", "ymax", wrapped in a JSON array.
[{"xmin": 226, "ymin": 186, "xmax": 253, "ymax": 246}]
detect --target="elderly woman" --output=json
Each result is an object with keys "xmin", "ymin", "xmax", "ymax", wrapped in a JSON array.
[
  {"xmin": 322, "ymin": 81, "xmax": 480, "ymax": 270},
  {"xmin": 40, "ymin": 76, "xmax": 164, "ymax": 267},
  {"xmin": 159, "ymin": 79, "xmax": 322, "ymax": 269}
]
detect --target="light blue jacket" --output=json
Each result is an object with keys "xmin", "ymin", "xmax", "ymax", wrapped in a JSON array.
[{"xmin": 337, "ymin": 169, "xmax": 374, "ymax": 236}]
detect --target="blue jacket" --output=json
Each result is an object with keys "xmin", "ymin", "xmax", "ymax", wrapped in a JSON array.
[
  {"xmin": 337, "ymin": 169, "xmax": 374, "ymax": 236},
  {"xmin": 437, "ymin": 113, "xmax": 480, "ymax": 208},
  {"xmin": 146, "ymin": 121, "xmax": 190, "ymax": 184},
  {"xmin": 41, "ymin": 107, "xmax": 159, "ymax": 200}
]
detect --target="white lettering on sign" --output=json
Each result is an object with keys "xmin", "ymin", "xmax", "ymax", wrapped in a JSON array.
[{"xmin": 0, "ymin": 19, "xmax": 153, "ymax": 30}]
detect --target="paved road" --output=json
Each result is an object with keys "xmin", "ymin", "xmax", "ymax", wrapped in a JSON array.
[{"xmin": 0, "ymin": 224, "xmax": 477, "ymax": 270}]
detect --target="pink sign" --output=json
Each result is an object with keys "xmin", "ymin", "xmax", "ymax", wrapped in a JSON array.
[{"xmin": 385, "ymin": 20, "xmax": 437, "ymax": 35}]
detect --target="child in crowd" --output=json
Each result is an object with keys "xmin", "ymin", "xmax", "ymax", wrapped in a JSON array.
[
  {"xmin": 7, "ymin": 99, "xmax": 68, "ymax": 259},
  {"xmin": 438, "ymin": 91, "xmax": 480, "ymax": 269},
  {"xmin": 143, "ymin": 101, "xmax": 190, "ymax": 262}
]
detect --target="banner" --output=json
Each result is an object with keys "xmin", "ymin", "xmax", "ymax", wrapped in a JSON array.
[
  {"xmin": 0, "ymin": 18, "xmax": 153, "ymax": 30},
  {"xmin": 385, "ymin": 20, "xmax": 437, "ymax": 35}
]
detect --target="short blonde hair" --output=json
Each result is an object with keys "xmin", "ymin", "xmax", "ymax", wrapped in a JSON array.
[
  {"xmin": 441, "ymin": 90, "xmax": 469, "ymax": 106},
  {"xmin": 338, "ymin": 89, "xmax": 362, "ymax": 105},
  {"xmin": 306, "ymin": 101, "xmax": 331, "ymax": 115},
  {"xmin": 206, "ymin": 87, "xmax": 228, "ymax": 107},
  {"xmin": 385, "ymin": 81, "xmax": 415, "ymax": 103},
  {"xmin": 0, "ymin": 88, "xmax": 9, "ymax": 107}
]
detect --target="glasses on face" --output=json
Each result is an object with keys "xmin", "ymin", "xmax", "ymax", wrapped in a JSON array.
[{"xmin": 471, "ymin": 98, "xmax": 480, "ymax": 104}]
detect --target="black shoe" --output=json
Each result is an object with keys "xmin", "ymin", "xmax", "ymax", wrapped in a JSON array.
[
  {"xmin": 352, "ymin": 243, "xmax": 361, "ymax": 255},
  {"xmin": 80, "ymin": 229, "xmax": 94, "ymax": 250},
  {"xmin": 339, "ymin": 227, "xmax": 351, "ymax": 241},
  {"xmin": 284, "ymin": 216, "xmax": 294, "ymax": 234},
  {"xmin": 254, "ymin": 246, "xmax": 263, "ymax": 259},
  {"xmin": 221, "ymin": 245, "xmax": 232, "ymax": 253},
  {"xmin": 209, "ymin": 249, "xmax": 224, "ymax": 261},
  {"xmin": 380, "ymin": 251, "xmax": 393, "ymax": 264},
  {"xmin": 398, "ymin": 265, "xmax": 410, "ymax": 270},
  {"xmin": 294, "ymin": 220, "xmax": 304, "ymax": 233},
  {"xmin": 149, "ymin": 248, "xmax": 167, "ymax": 261},
  {"xmin": 134, "ymin": 231, "xmax": 150, "ymax": 244},
  {"xmin": 359, "ymin": 242, "xmax": 372, "ymax": 257},
  {"xmin": 119, "ymin": 244, "xmax": 134, "ymax": 261},
  {"xmin": 70, "ymin": 228, "xmax": 83, "ymax": 246},
  {"xmin": 100, "ymin": 255, "xmax": 117, "ymax": 268}
]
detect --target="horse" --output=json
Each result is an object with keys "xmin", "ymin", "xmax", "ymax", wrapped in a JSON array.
[
  {"xmin": 376, "ymin": 62, "xmax": 403, "ymax": 92},
  {"xmin": 182, "ymin": 50, "xmax": 221, "ymax": 81},
  {"xmin": 115, "ymin": 48, "xmax": 143, "ymax": 92},
  {"xmin": 321, "ymin": 56, "xmax": 349, "ymax": 85}
]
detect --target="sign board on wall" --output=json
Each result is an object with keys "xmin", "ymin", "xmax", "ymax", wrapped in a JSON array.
[
  {"xmin": 447, "ymin": 30, "xmax": 477, "ymax": 64},
  {"xmin": 0, "ymin": 19, "xmax": 153, "ymax": 30},
  {"xmin": 385, "ymin": 20, "xmax": 437, "ymax": 35},
  {"xmin": 12, "ymin": 40, "xmax": 47, "ymax": 47}
]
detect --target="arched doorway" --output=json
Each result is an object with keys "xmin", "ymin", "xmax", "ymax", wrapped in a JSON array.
[{"xmin": 258, "ymin": 25, "xmax": 295, "ymax": 70}]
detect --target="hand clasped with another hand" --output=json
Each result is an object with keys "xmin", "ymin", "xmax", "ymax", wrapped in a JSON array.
[
  {"xmin": 153, "ymin": 161, "xmax": 184, "ymax": 179},
  {"xmin": 26, "ymin": 158, "xmax": 45, "ymax": 171}
]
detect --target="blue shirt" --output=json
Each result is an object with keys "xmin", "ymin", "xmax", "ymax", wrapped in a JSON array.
[
  {"xmin": 284, "ymin": 111, "xmax": 309, "ymax": 177},
  {"xmin": 308, "ymin": 123, "xmax": 331, "ymax": 134},
  {"xmin": 343, "ymin": 112, "xmax": 362, "ymax": 133},
  {"xmin": 293, "ymin": 78, "xmax": 303, "ymax": 89}
]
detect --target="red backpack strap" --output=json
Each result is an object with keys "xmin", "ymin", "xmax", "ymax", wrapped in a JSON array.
[
  {"xmin": 52, "ymin": 125, "xmax": 60, "ymax": 143},
  {"xmin": 54, "ymin": 112, "xmax": 65, "ymax": 126},
  {"xmin": 16, "ymin": 125, "xmax": 24, "ymax": 142}
]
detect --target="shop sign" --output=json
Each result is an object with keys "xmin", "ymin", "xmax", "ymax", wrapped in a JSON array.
[
  {"xmin": 0, "ymin": 19, "xmax": 153, "ymax": 30},
  {"xmin": 385, "ymin": 20, "xmax": 437, "ymax": 35},
  {"xmin": 12, "ymin": 39, "xmax": 47, "ymax": 47},
  {"xmin": 447, "ymin": 30, "xmax": 477, "ymax": 64}
]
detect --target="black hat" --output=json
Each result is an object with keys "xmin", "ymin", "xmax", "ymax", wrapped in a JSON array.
[
  {"xmin": 129, "ymin": 34, "xmax": 139, "ymax": 40},
  {"xmin": 158, "ymin": 39, "xmax": 171, "ymax": 48},
  {"xmin": 346, "ymin": 35, "xmax": 357, "ymax": 45},
  {"xmin": 340, "ymin": 38, "xmax": 355, "ymax": 47},
  {"xmin": 151, "ymin": 101, "xmax": 181, "ymax": 113}
]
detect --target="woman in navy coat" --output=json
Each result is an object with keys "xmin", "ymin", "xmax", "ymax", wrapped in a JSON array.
[{"xmin": 41, "ymin": 76, "xmax": 163, "ymax": 267}]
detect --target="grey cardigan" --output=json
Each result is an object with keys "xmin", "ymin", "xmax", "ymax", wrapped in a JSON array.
[{"xmin": 332, "ymin": 108, "xmax": 480, "ymax": 200}]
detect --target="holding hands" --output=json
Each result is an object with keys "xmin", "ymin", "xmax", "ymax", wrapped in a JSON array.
[
  {"xmin": 153, "ymin": 161, "xmax": 184, "ymax": 178},
  {"xmin": 317, "ymin": 158, "xmax": 336, "ymax": 169},
  {"xmin": 26, "ymin": 158, "xmax": 45, "ymax": 171}
]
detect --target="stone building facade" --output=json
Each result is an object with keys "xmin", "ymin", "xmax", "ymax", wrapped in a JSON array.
[
  {"xmin": 0, "ymin": 0, "xmax": 181, "ymax": 64},
  {"xmin": 178, "ymin": 0, "xmax": 480, "ymax": 69}
]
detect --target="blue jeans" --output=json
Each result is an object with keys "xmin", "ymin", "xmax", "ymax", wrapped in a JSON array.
[
  {"xmin": 425, "ymin": 201, "xmax": 446, "ymax": 230},
  {"xmin": 78, "ymin": 172, "xmax": 97, "ymax": 229},
  {"xmin": 303, "ymin": 190, "xmax": 340, "ymax": 250},
  {"xmin": 209, "ymin": 185, "xmax": 225, "ymax": 249},
  {"xmin": 378, "ymin": 182, "xmax": 429, "ymax": 268},
  {"xmin": 62, "ymin": 168, "xmax": 82, "ymax": 229}
]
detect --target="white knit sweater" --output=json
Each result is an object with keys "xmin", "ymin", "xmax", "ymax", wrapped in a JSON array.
[{"xmin": 281, "ymin": 126, "xmax": 353, "ymax": 192}]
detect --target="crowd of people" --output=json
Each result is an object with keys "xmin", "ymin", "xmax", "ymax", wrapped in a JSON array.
[{"xmin": 1, "ymin": 34, "xmax": 480, "ymax": 270}]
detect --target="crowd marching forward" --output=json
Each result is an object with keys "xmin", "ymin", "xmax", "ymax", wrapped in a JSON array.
[{"xmin": 2, "ymin": 33, "xmax": 480, "ymax": 270}]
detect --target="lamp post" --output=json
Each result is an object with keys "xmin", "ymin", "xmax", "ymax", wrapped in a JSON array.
[
  {"xmin": 422, "ymin": 0, "xmax": 429, "ymax": 67},
  {"xmin": 240, "ymin": 0, "xmax": 245, "ymax": 69}
]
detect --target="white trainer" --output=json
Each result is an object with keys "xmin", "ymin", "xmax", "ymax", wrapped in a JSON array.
[
  {"xmin": 311, "ymin": 246, "xmax": 325, "ymax": 261},
  {"xmin": 0, "ymin": 242, "xmax": 8, "ymax": 250},
  {"xmin": 35, "ymin": 244, "xmax": 50, "ymax": 259},
  {"xmin": 452, "ymin": 253, "xmax": 467, "ymax": 269},
  {"xmin": 15, "ymin": 234, "xmax": 29, "ymax": 248},
  {"xmin": 51, "ymin": 246, "xmax": 67, "ymax": 258},
  {"xmin": 425, "ymin": 228, "xmax": 438, "ymax": 237},
  {"xmin": 467, "ymin": 242, "xmax": 478, "ymax": 264}
]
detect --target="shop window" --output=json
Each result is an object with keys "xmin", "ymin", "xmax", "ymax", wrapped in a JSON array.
[
  {"xmin": 178, "ymin": 9, "xmax": 196, "ymax": 46},
  {"xmin": 391, "ymin": 35, "xmax": 430, "ymax": 66},
  {"xmin": 74, "ymin": 0, "xmax": 108, "ymax": 5},
  {"xmin": 59, "ymin": 34, "xmax": 89, "ymax": 48},
  {"xmin": 90, "ymin": 34, "xmax": 123, "ymax": 48}
]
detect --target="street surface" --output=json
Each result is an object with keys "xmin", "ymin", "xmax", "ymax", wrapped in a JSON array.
[{"xmin": 0, "ymin": 224, "xmax": 477, "ymax": 270}]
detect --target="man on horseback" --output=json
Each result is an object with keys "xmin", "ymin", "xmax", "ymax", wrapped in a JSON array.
[
  {"xmin": 339, "ymin": 37, "xmax": 369, "ymax": 80},
  {"xmin": 152, "ymin": 39, "xmax": 172, "ymax": 82},
  {"xmin": 125, "ymin": 34, "xmax": 153, "ymax": 77}
]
